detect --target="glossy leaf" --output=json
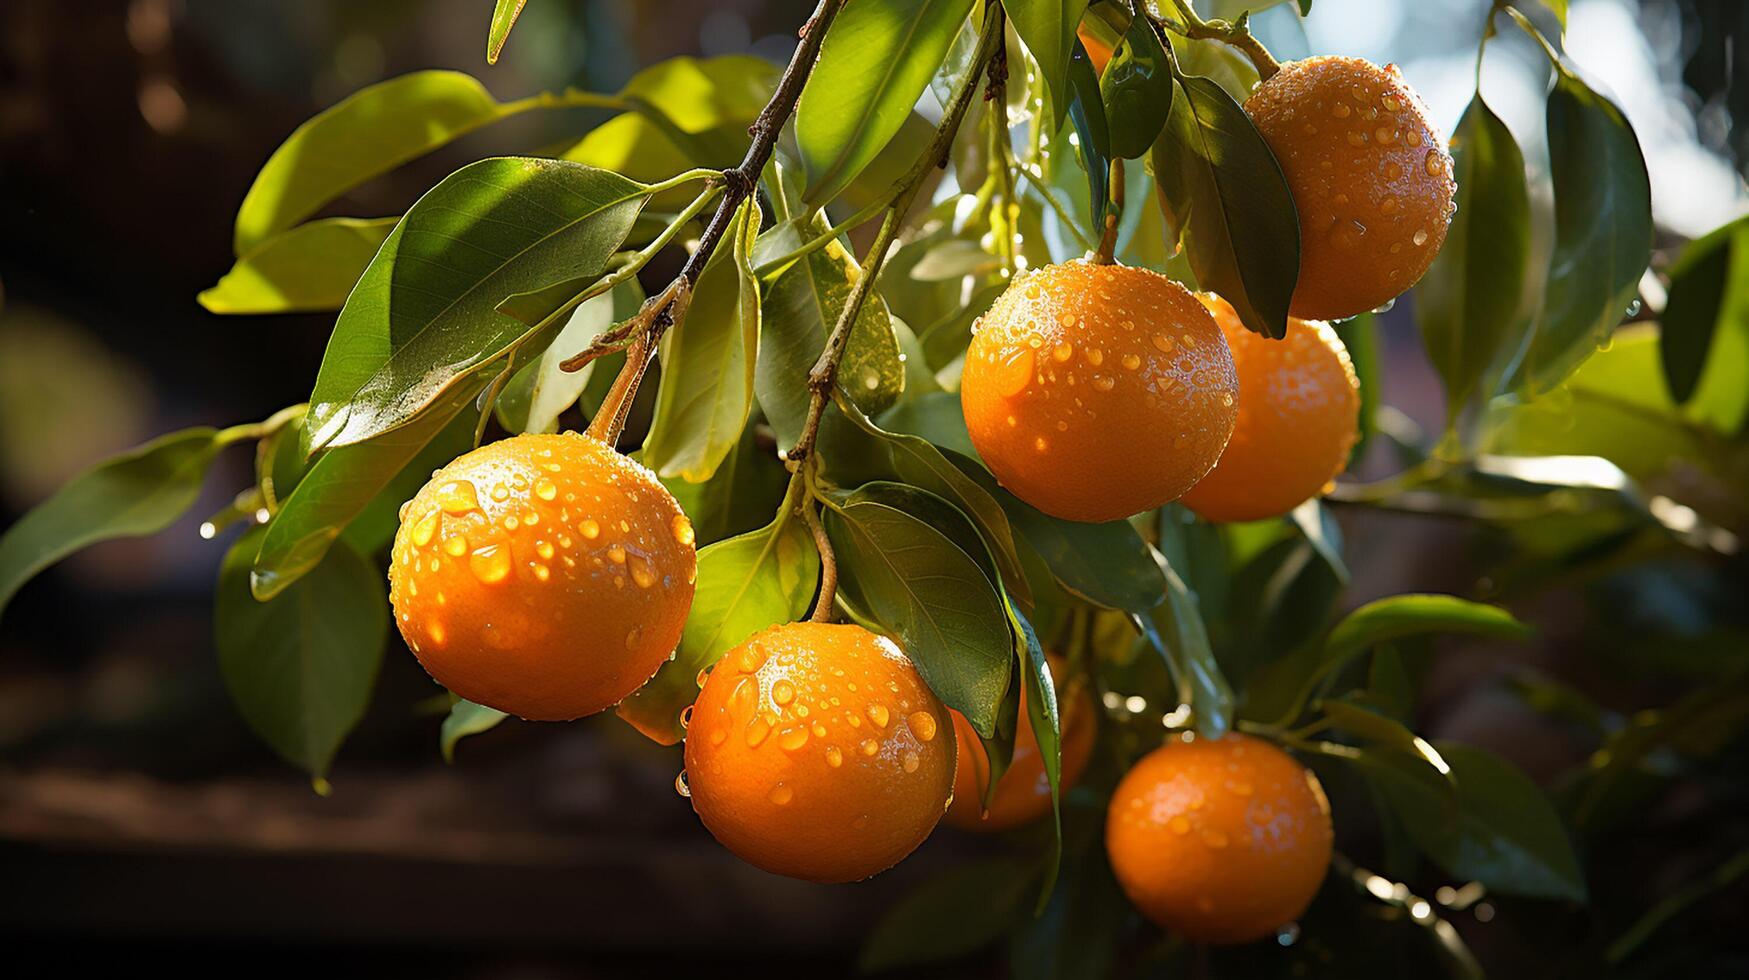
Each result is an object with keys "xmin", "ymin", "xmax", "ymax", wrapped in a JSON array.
[
  {"xmin": 0, "ymin": 428, "xmax": 223, "ymax": 620},
  {"xmin": 859, "ymin": 857, "xmax": 1032, "ymax": 972},
  {"xmin": 618, "ymin": 510, "xmax": 818, "ymax": 744},
  {"xmin": 1321, "ymin": 698, "xmax": 1455, "ymax": 796},
  {"xmin": 1370, "ymin": 741, "xmax": 1587, "ymax": 901},
  {"xmin": 1660, "ymin": 216, "xmax": 1749, "ymax": 408},
  {"xmin": 1151, "ymin": 73, "xmax": 1299, "ymax": 338},
  {"xmin": 495, "ymin": 279, "xmax": 644, "ymax": 434},
  {"xmin": 200, "ymin": 217, "xmax": 396, "ymax": 315},
  {"xmin": 643, "ymin": 198, "xmax": 761, "ymax": 482},
  {"xmin": 1015, "ymin": 603, "xmax": 1064, "ymax": 904},
  {"xmin": 215, "ymin": 527, "xmax": 387, "ymax": 779},
  {"xmin": 1132, "ymin": 544, "xmax": 1233, "ymax": 737},
  {"xmin": 826, "ymin": 487, "xmax": 1013, "ymax": 737},
  {"xmin": 797, "ymin": 0, "xmax": 977, "ymax": 206},
  {"xmin": 441, "ymin": 699, "xmax": 508, "ymax": 761},
  {"xmin": 1099, "ymin": 7, "xmax": 1173, "ymax": 159},
  {"xmin": 661, "ymin": 424, "xmax": 790, "ymax": 549},
  {"xmin": 234, "ymin": 72, "xmax": 505, "ymax": 253},
  {"xmin": 1066, "ymin": 40, "xmax": 1113, "ymax": 233},
  {"xmin": 1515, "ymin": 70, "xmax": 1652, "ymax": 395},
  {"xmin": 752, "ymin": 222, "xmax": 904, "ymax": 450},
  {"xmin": 944, "ymin": 450, "xmax": 1164, "ymax": 613},
  {"xmin": 1415, "ymin": 95, "xmax": 1532, "ymax": 422},
  {"xmin": 254, "ymin": 390, "xmax": 481, "ymax": 600},
  {"xmin": 304, "ymin": 159, "xmax": 646, "ymax": 452},
  {"xmin": 486, "ymin": 0, "xmax": 529, "ymax": 64},
  {"xmin": 1007, "ymin": 0, "xmax": 1091, "ymax": 131}
]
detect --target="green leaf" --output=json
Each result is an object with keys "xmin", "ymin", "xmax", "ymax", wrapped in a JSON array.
[
  {"xmin": 1151, "ymin": 73, "xmax": 1299, "ymax": 338},
  {"xmin": 661, "ymin": 424, "xmax": 790, "ymax": 548},
  {"xmin": 859, "ymin": 857, "xmax": 1032, "ymax": 972},
  {"xmin": 1514, "ymin": 71, "xmax": 1652, "ymax": 395},
  {"xmin": 496, "ymin": 279, "xmax": 644, "ymax": 434},
  {"xmin": 233, "ymin": 72, "xmax": 506, "ymax": 253},
  {"xmin": 200, "ymin": 217, "xmax": 396, "ymax": 315},
  {"xmin": 1540, "ymin": 0, "xmax": 1568, "ymax": 29},
  {"xmin": 441, "ymin": 699, "xmax": 508, "ymax": 761},
  {"xmin": 215, "ymin": 526, "xmax": 387, "ymax": 779},
  {"xmin": 826, "ymin": 487, "xmax": 1013, "ymax": 737},
  {"xmin": 1009, "ymin": 0, "xmax": 1093, "ymax": 132},
  {"xmin": 1414, "ymin": 95, "xmax": 1532, "ymax": 423},
  {"xmin": 835, "ymin": 406, "xmax": 1030, "ymax": 609},
  {"xmin": 486, "ymin": 0, "xmax": 529, "ymax": 64},
  {"xmin": 1014, "ymin": 603, "xmax": 1064, "ymax": 905},
  {"xmin": 1334, "ymin": 312, "xmax": 1380, "ymax": 466},
  {"xmin": 0, "ymin": 428, "xmax": 223, "ymax": 620},
  {"xmin": 751, "ymin": 223, "xmax": 904, "ymax": 450},
  {"xmin": 1065, "ymin": 40, "xmax": 1113, "ymax": 232},
  {"xmin": 944, "ymin": 449, "xmax": 1164, "ymax": 613},
  {"xmin": 253, "ymin": 391, "xmax": 480, "ymax": 600},
  {"xmin": 798, "ymin": 0, "xmax": 978, "ymax": 206},
  {"xmin": 617, "ymin": 510, "xmax": 818, "ymax": 744},
  {"xmin": 1320, "ymin": 698, "xmax": 1455, "ymax": 796},
  {"xmin": 1370, "ymin": 741, "xmax": 1586, "ymax": 901},
  {"xmin": 303, "ymin": 159, "xmax": 647, "ymax": 452},
  {"xmin": 1132, "ymin": 544, "xmax": 1233, "ymax": 737},
  {"xmin": 1099, "ymin": 7, "xmax": 1173, "ymax": 159},
  {"xmin": 643, "ymin": 197, "xmax": 761, "ymax": 482},
  {"xmin": 1660, "ymin": 216, "xmax": 1749, "ymax": 412}
]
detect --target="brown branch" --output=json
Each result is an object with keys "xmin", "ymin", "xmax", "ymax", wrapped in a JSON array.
[{"xmin": 571, "ymin": 0, "xmax": 848, "ymax": 443}]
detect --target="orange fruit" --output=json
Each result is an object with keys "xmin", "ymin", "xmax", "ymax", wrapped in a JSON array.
[
  {"xmin": 1244, "ymin": 56, "xmax": 1455, "ymax": 320},
  {"xmin": 1106, "ymin": 733, "xmax": 1333, "ymax": 945},
  {"xmin": 946, "ymin": 654, "xmax": 1097, "ymax": 832},
  {"xmin": 960, "ymin": 261, "xmax": 1239, "ymax": 522},
  {"xmin": 387, "ymin": 432, "xmax": 696, "ymax": 721},
  {"xmin": 1178, "ymin": 293, "xmax": 1360, "ymax": 522},
  {"xmin": 1079, "ymin": 27, "xmax": 1116, "ymax": 75},
  {"xmin": 684, "ymin": 622, "xmax": 955, "ymax": 883}
]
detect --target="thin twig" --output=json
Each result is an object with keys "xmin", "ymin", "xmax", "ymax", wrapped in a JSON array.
[
  {"xmin": 799, "ymin": 479, "xmax": 837, "ymax": 623},
  {"xmin": 1155, "ymin": 0, "xmax": 1281, "ymax": 81},
  {"xmin": 1094, "ymin": 157, "xmax": 1125, "ymax": 263},
  {"xmin": 573, "ymin": 0, "xmax": 848, "ymax": 442}
]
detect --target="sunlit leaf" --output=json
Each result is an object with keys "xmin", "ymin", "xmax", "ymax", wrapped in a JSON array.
[
  {"xmin": 303, "ymin": 159, "xmax": 647, "ymax": 453},
  {"xmin": 1099, "ymin": 7, "xmax": 1173, "ymax": 159},
  {"xmin": 486, "ymin": 0, "xmax": 529, "ymax": 65},
  {"xmin": 216, "ymin": 526, "xmax": 387, "ymax": 779},
  {"xmin": 643, "ymin": 197, "xmax": 761, "ymax": 482},
  {"xmin": 617, "ymin": 509, "xmax": 818, "ymax": 744},
  {"xmin": 1132, "ymin": 544, "xmax": 1233, "ymax": 737},
  {"xmin": 200, "ymin": 217, "xmax": 396, "ymax": 315},
  {"xmin": 441, "ymin": 698, "xmax": 508, "ymax": 761},
  {"xmin": 1066, "ymin": 40, "xmax": 1113, "ymax": 232},
  {"xmin": 798, "ymin": 0, "xmax": 978, "ymax": 205},
  {"xmin": 660, "ymin": 424, "xmax": 789, "ymax": 549},
  {"xmin": 1006, "ymin": 0, "xmax": 1091, "ymax": 130},
  {"xmin": 1660, "ymin": 216, "xmax": 1749, "ymax": 427},
  {"xmin": 0, "ymin": 428, "xmax": 223, "ymax": 620},
  {"xmin": 495, "ymin": 279, "xmax": 644, "ymax": 434}
]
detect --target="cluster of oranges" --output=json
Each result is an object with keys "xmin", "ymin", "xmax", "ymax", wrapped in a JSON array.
[{"xmin": 383, "ymin": 50, "xmax": 1448, "ymax": 947}]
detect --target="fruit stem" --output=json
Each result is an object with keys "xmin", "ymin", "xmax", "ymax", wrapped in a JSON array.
[
  {"xmin": 799, "ymin": 474, "xmax": 838, "ymax": 624},
  {"xmin": 1093, "ymin": 157, "xmax": 1125, "ymax": 264},
  {"xmin": 565, "ymin": 0, "xmax": 850, "ymax": 436},
  {"xmin": 788, "ymin": 0, "xmax": 1007, "ymax": 467},
  {"xmin": 1155, "ymin": 0, "xmax": 1281, "ymax": 81}
]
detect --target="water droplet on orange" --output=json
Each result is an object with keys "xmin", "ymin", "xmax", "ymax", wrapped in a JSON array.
[
  {"xmin": 534, "ymin": 477, "xmax": 557, "ymax": 501},
  {"xmin": 773, "ymin": 679, "xmax": 796, "ymax": 706},
  {"xmin": 908, "ymin": 711, "xmax": 938, "ymax": 741},
  {"xmin": 745, "ymin": 717, "xmax": 772, "ymax": 747},
  {"xmin": 825, "ymin": 745, "xmax": 843, "ymax": 768},
  {"xmin": 1168, "ymin": 815, "xmax": 1191, "ymax": 835},
  {"xmin": 410, "ymin": 509, "xmax": 439, "ymax": 547},
  {"xmin": 436, "ymin": 480, "xmax": 480, "ymax": 514},
  {"xmin": 860, "ymin": 738, "xmax": 879, "ymax": 757},
  {"xmin": 442, "ymin": 535, "xmax": 469, "ymax": 557},
  {"xmin": 867, "ymin": 703, "xmax": 889, "ymax": 728},
  {"xmin": 778, "ymin": 727, "xmax": 810, "ymax": 752},
  {"xmin": 468, "ymin": 544, "xmax": 510, "ymax": 584},
  {"xmin": 671, "ymin": 514, "xmax": 694, "ymax": 547},
  {"xmin": 768, "ymin": 784, "xmax": 793, "ymax": 806},
  {"xmin": 902, "ymin": 751, "xmax": 920, "ymax": 773}
]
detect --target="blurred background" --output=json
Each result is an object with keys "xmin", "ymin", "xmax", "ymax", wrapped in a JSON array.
[{"xmin": 1, "ymin": 0, "xmax": 1745, "ymax": 975}]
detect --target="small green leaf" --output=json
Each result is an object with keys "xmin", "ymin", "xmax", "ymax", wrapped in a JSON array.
[
  {"xmin": 496, "ymin": 279, "xmax": 645, "ymax": 434},
  {"xmin": 441, "ymin": 699, "xmax": 509, "ymax": 761},
  {"xmin": 1320, "ymin": 698, "xmax": 1455, "ymax": 797},
  {"xmin": 1514, "ymin": 70, "xmax": 1652, "ymax": 395},
  {"xmin": 253, "ymin": 392, "xmax": 480, "ymax": 600},
  {"xmin": 0, "ymin": 428, "xmax": 223, "ymax": 620},
  {"xmin": 1099, "ymin": 8, "xmax": 1173, "ymax": 159},
  {"xmin": 304, "ymin": 159, "xmax": 648, "ymax": 453},
  {"xmin": 944, "ymin": 450, "xmax": 1164, "ymax": 613},
  {"xmin": 751, "ymin": 221, "xmax": 904, "ymax": 450},
  {"xmin": 643, "ymin": 197, "xmax": 762, "ymax": 482},
  {"xmin": 1660, "ymin": 216, "xmax": 1749, "ymax": 408},
  {"xmin": 859, "ymin": 857, "xmax": 1032, "ymax": 972},
  {"xmin": 826, "ymin": 487, "xmax": 1013, "ymax": 737},
  {"xmin": 1333, "ymin": 312, "xmax": 1380, "ymax": 466},
  {"xmin": 617, "ymin": 509, "xmax": 818, "ymax": 744},
  {"xmin": 1151, "ymin": 73, "xmax": 1299, "ymax": 338},
  {"xmin": 200, "ymin": 217, "xmax": 396, "ymax": 315},
  {"xmin": 1414, "ymin": 95, "xmax": 1532, "ymax": 423},
  {"xmin": 486, "ymin": 0, "xmax": 529, "ymax": 65},
  {"xmin": 798, "ymin": 0, "xmax": 978, "ymax": 206},
  {"xmin": 216, "ymin": 527, "xmax": 387, "ymax": 779},
  {"xmin": 1014, "ymin": 603, "xmax": 1064, "ymax": 906},
  {"xmin": 1066, "ymin": 40, "xmax": 1113, "ymax": 233},
  {"xmin": 1370, "ymin": 741, "xmax": 1586, "ymax": 901},
  {"xmin": 1005, "ymin": 0, "xmax": 1091, "ymax": 131},
  {"xmin": 233, "ymin": 72, "xmax": 505, "ymax": 253},
  {"xmin": 660, "ymin": 424, "xmax": 790, "ymax": 549},
  {"xmin": 1132, "ymin": 544, "xmax": 1233, "ymax": 738}
]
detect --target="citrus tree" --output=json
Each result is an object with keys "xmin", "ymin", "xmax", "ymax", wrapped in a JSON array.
[{"xmin": 5, "ymin": 0, "xmax": 1747, "ymax": 974}]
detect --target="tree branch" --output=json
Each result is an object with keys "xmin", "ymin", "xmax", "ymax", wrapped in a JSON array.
[{"xmin": 1155, "ymin": 0, "xmax": 1281, "ymax": 81}]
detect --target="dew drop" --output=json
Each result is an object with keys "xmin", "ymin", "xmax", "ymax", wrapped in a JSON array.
[
  {"xmin": 867, "ymin": 703, "xmax": 890, "ymax": 728},
  {"xmin": 679, "ymin": 705, "xmax": 693, "ymax": 729},
  {"xmin": 1091, "ymin": 374, "xmax": 1115, "ymax": 392},
  {"xmin": 443, "ymin": 535, "xmax": 469, "ymax": 557},
  {"xmin": 1346, "ymin": 130, "xmax": 1368, "ymax": 147},
  {"xmin": 624, "ymin": 626, "xmax": 642, "ymax": 650},
  {"xmin": 1413, "ymin": 229, "xmax": 1430, "ymax": 246},
  {"xmin": 745, "ymin": 717, "xmax": 772, "ymax": 747},
  {"xmin": 581, "ymin": 518, "xmax": 601, "ymax": 539},
  {"xmin": 671, "ymin": 514, "xmax": 695, "ymax": 547},
  {"xmin": 778, "ymin": 727, "xmax": 810, "ymax": 751},
  {"xmin": 1033, "ymin": 436, "xmax": 1049, "ymax": 453},
  {"xmin": 908, "ymin": 711, "xmax": 938, "ymax": 741},
  {"xmin": 709, "ymin": 726, "xmax": 727, "ymax": 746},
  {"xmin": 860, "ymin": 738, "xmax": 880, "ymax": 757},
  {"xmin": 1121, "ymin": 353, "xmax": 1141, "ymax": 370},
  {"xmin": 1168, "ymin": 815, "xmax": 1191, "ymax": 835},
  {"xmin": 531, "ymin": 563, "xmax": 550, "ymax": 582},
  {"xmin": 1331, "ymin": 102, "xmax": 1351, "ymax": 119},
  {"xmin": 1375, "ymin": 126, "xmax": 1397, "ymax": 145},
  {"xmin": 825, "ymin": 745, "xmax": 843, "ymax": 768},
  {"xmin": 608, "ymin": 544, "xmax": 627, "ymax": 564},
  {"xmin": 902, "ymin": 751, "xmax": 920, "ymax": 773},
  {"xmin": 410, "ymin": 509, "xmax": 439, "ymax": 547},
  {"xmin": 490, "ymin": 483, "xmax": 511, "ymax": 503},
  {"xmin": 768, "ymin": 784, "xmax": 793, "ymax": 806},
  {"xmin": 1052, "ymin": 342, "xmax": 1074, "ymax": 363},
  {"xmin": 1085, "ymin": 347, "xmax": 1104, "ymax": 367},
  {"xmin": 534, "ymin": 478, "xmax": 558, "ymax": 501},
  {"xmin": 631, "ymin": 556, "xmax": 657, "ymax": 588},
  {"xmin": 436, "ymin": 480, "xmax": 480, "ymax": 515},
  {"xmin": 468, "ymin": 544, "xmax": 511, "ymax": 584},
  {"xmin": 993, "ymin": 346, "xmax": 1036, "ymax": 398},
  {"xmin": 773, "ymin": 679, "xmax": 796, "ymax": 705},
  {"xmin": 1152, "ymin": 333, "xmax": 1175, "ymax": 353},
  {"xmin": 1423, "ymin": 150, "xmax": 1444, "ymax": 176},
  {"xmin": 674, "ymin": 771, "xmax": 691, "ymax": 797}
]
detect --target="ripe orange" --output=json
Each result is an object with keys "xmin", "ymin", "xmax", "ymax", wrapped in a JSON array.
[
  {"xmin": 1106, "ymin": 733, "xmax": 1333, "ymax": 945},
  {"xmin": 684, "ymin": 622, "xmax": 956, "ymax": 883},
  {"xmin": 946, "ymin": 655, "xmax": 1097, "ymax": 832},
  {"xmin": 1178, "ymin": 293, "xmax": 1360, "ymax": 522},
  {"xmin": 1244, "ymin": 56, "xmax": 1455, "ymax": 320},
  {"xmin": 387, "ymin": 432, "xmax": 697, "ymax": 721},
  {"xmin": 960, "ymin": 261, "xmax": 1239, "ymax": 523}
]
